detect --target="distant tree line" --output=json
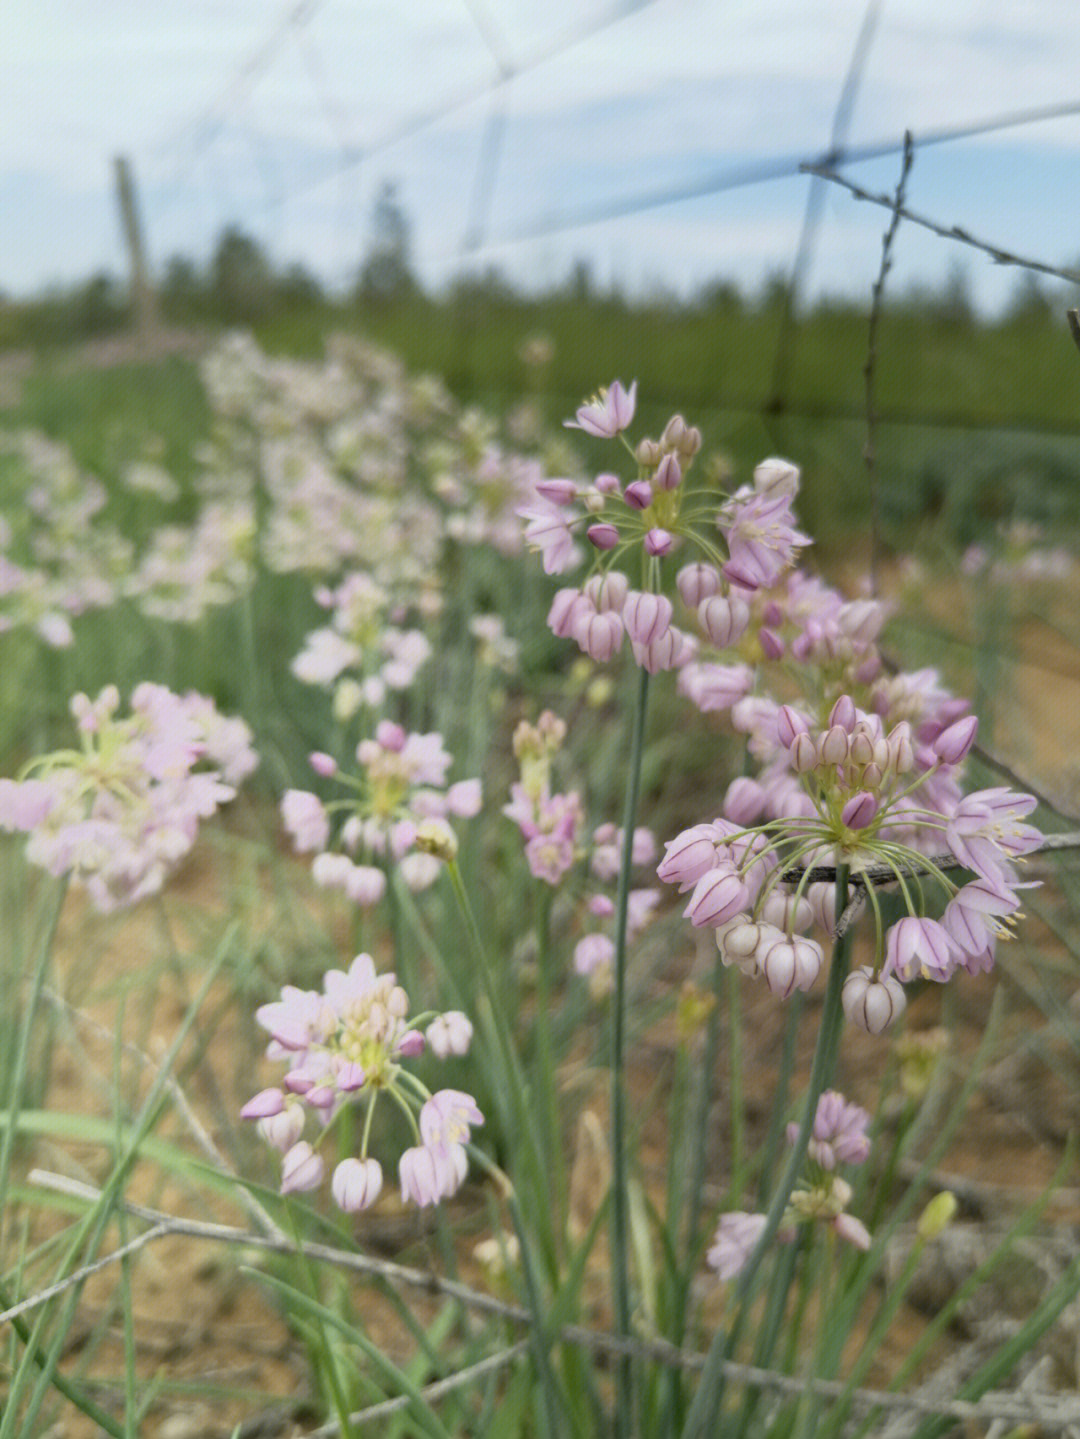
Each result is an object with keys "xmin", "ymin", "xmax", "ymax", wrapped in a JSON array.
[{"xmin": 0, "ymin": 180, "xmax": 1070, "ymax": 350}]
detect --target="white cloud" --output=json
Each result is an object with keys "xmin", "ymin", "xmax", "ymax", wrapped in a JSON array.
[{"xmin": 3, "ymin": 0, "xmax": 1079, "ymax": 304}]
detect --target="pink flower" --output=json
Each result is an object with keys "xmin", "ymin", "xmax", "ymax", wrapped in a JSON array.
[
  {"xmin": 574, "ymin": 932, "xmax": 615, "ymax": 979},
  {"xmin": 760, "ymin": 934, "xmax": 823, "ymax": 998},
  {"xmin": 399, "ymin": 1142, "xmax": 468, "ymax": 1206},
  {"xmin": 586, "ymin": 522, "xmax": 620, "ymax": 551},
  {"xmin": 677, "ymin": 563, "xmax": 721, "ymax": 607},
  {"xmin": 677, "ymin": 661, "xmax": 753, "ymax": 713},
  {"xmin": 789, "ymin": 1091, "xmax": 871, "ymax": 1170},
  {"xmin": 565, "ymin": 380, "xmax": 637, "ymax": 438},
  {"xmin": 684, "ymin": 869, "xmax": 750, "ymax": 928},
  {"xmin": 623, "ymin": 591, "xmax": 673, "ymax": 647},
  {"xmin": 446, "ymin": 779, "xmax": 483, "ymax": 817},
  {"xmin": 721, "ymin": 490, "xmax": 810, "ymax": 590},
  {"xmin": 707, "ymin": 1211, "xmax": 768, "ymax": 1279},
  {"xmin": 332, "ymin": 1157, "xmax": 383, "ymax": 1212},
  {"xmin": 519, "ymin": 500, "xmax": 577, "ymax": 574},
  {"xmin": 631, "ymin": 625, "xmax": 692, "ymax": 674},
  {"xmin": 574, "ymin": 609, "xmax": 624, "ymax": 662},
  {"xmin": 280, "ymin": 1140, "xmax": 325, "ymax": 1195},
  {"xmin": 525, "ymin": 833, "xmax": 576, "ymax": 884},
  {"xmin": 426, "ymin": 1011, "xmax": 474, "ymax": 1058},
  {"xmin": 657, "ymin": 822, "xmax": 729, "ymax": 891},
  {"xmin": 933, "ymin": 714, "xmax": 978, "ymax": 765},
  {"xmin": 842, "ymin": 967, "xmax": 906, "ymax": 1034},
  {"xmin": 547, "ymin": 588, "xmax": 590, "ymax": 638},
  {"xmin": 885, "ymin": 916, "xmax": 958, "ymax": 984},
  {"xmin": 282, "ymin": 790, "xmax": 331, "ymax": 852},
  {"xmin": 419, "ymin": 1089, "xmax": 484, "ymax": 1149},
  {"xmin": 945, "ymin": 787, "xmax": 1040, "ymax": 887}
]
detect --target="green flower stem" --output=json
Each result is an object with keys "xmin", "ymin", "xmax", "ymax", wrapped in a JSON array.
[
  {"xmin": 611, "ymin": 661, "xmax": 651, "ymax": 1439},
  {"xmin": 533, "ymin": 886, "xmax": 566, "ymax": 1226},
  {"xmin": 445, "ymin": 859, "xmax": 556, "ymax": 1281},
  {"xmin": 0, "ymin": 875, "xmax": 68, "ymax": 1235},
  {"xmin": 682, "ymin": 864, "xmax": 853, "ymax": 1439}
]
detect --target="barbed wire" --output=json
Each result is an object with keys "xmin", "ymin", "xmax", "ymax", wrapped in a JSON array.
[
  {"xmin": 20, "ymin": 1172, "xmax": 1080, "ymax": 1433},
  {"xmin": 803, "ymin": 159, "xmax": 1080, "ymax": 289}
]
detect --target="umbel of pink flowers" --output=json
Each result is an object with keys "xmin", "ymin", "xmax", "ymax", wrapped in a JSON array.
[
  {"xmin": 520, "ymin": 379, "xmax": 811, "ymax": 672},
  {"xmin": 658, "ymin": 696, "xmax": 1040, "ymax": 1032},
  {"xmin": 242, "ymin": 952, "xmax": 481, "ymax": 1210},
  {"xmin": 709, "ymin": 1090, "xmax": 872, "ymax": 1279},
  {"xmin": 503, "ymin": 709, "xmax": 659, "ymax": 996},
  {"xmin": 281, "ymin": 719, "xmax": 482, "ymax": 908},
  {"xmin": 0, "ymin": 683, "xmax": 258, "ymax": 911}
]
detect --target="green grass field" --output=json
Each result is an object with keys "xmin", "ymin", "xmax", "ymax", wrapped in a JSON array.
[{"xmin": 1, "ymin": 302, "xmax": 1078, "ymax": 1437}]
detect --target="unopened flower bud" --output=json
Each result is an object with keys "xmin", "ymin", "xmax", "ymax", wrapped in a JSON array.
[
  {"xmin": 933, "ymin": 714, "xmax": 978, "ymax": 766},
  {"xmin": 760, "ymin": 934, "xmax": 823, "ymax": 998},
  {"xmin": 587, "ymin": 522, "xmax": 619, "ymax": 550},
  {"xmin": 833, "ymin": 1212, "xmax": 871, "ymax": 1251},
  {"xmin": 624, "ymin": 479, "xmax": 653, "ymax": 509},
  {"xmin": 635, "ymin": 438, "xmax": 662, "ymax": 467},
  {"xmin": 332, "ymin": 1156, "xmax": 383, "ymax": 1212},
  {"xmin": 654, "ymin": 453, "xmax": 682, "ymax": 490},
  {"xmin": 698, "ymin": 593, "xmax": 750, "ymax": 649},
  {"xmin": 414, "ymin": 818, "xmax": 458, "ymax": 863},
  {"xmin": 916, "ymin": 1191, "xmax": 958, "ymax": 1242},
  {"xmin": 679, "ymin": 425, "xmax": 702, "ymax": 458},
  {"xmin": 758, "ymin": 627, "xmax": 784, "ymax": 660},
  {"xmin": 829, "ymin": 695, "xmax": 857, "ymax": 732},
  {"xmin": 594, "ymin": 471, "xmax": 621, "ymax": 495},
  {"xmin": 819, "ymin": 725, "xmax": 850, "ymax": 767},
  {"xmin": 624, "ymin": 590, "xmax": 673, "ymax": 646},
  {"xmin": 661, "ymin": 414, "xmax": 687, "ymax": 449},
  {"xmin": 849, "ymin": 730, "xmax": 875, "ymax": 767},
  {"xmin": 677, "ymin": 563, "xmax": 721, "ymax": 608},
  {"xmin": 861, "ymin": 762, "xmax": 884, "ymax": 791},
  {"xmin": 887, "ymin": 722, "xmax": 915, "ymax": 774},
  {"xmin": 584, "ymin": 571, "xmax": 629, "ymax": 612},
  {"xmin": 841, "ymin": 791, "xmax": 879, "ymax": 831},
  {"xmin": 426, "ymin": 1011, "xmax": 474, "ymax": 1058},
  {"xmin": 280, "ymin": 1140, "xmax": 324, "ymax": 1195},
  {"xmin": 776, "ymin": 705, "xmax": 810, "ymax": 749},
  {"xmin": 791, "ymin": 731, "xmax": 819, "ymax": 773},
  {"xmin": 753, "ymin": 457, "xmax": 800, "ymax": 497},
  {"xmin": 685, "ymin": 869, "xmax": 750, "ymax": 927},
  {"xmin": 535, "ymin": 478, "xmax": 578, "ymax": 505},
  {"xmin": 842, "ymin": 967, "xmax": 906, "ymax": 1034},
  {"xmin": 644, "ymin": 527, "xmax": 673, "ymax": 557}
]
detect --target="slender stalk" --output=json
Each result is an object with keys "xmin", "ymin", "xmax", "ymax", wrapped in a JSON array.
[
  {"xmin": 533, "ymin": 886, "xmax": 566, "ymax": 1223},
  {"xmin": 0, "ymin": 876, "xmax": 68, "ymax": 1244},
  {"xmin": 611, "ymin": 662, "xmax": 651, "ymax": 1439},
  {"xmin": 682, "ymin": 864, "xmax": 852, "ymax": 1438}
]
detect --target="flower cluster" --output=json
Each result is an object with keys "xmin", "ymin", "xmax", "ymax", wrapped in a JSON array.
[
  {"xmin": 290, "ymin": 571, "xmax": 432, "ymax": 715},
  {"xmin": 282, "ymin": 720, "xmax": 482, "ymax": 906},
  {"xmin": 0, "ymin": 683, "xmax": 258, "ymax": 910},
  {"xmin": 0, "ymin": 431, "xmax": 133, "ymax": 645},
  {"xmin": 242, "ymin": 952, "xmax": 481, "ymax": 1210},
  {"xmin": 659, "ymin": 687, "xmax": 1040, "ymax": 1031},
  {"xmin": 504, "ymin": 710, "xmax": 659, "ymax": 993},
  {"xmin": 708, "ymin": 1091, "xmax": 871, "ymax": 1279},
  {"xmin": 520, "ymin": 383, "xmax": 811, "ymax": 672}
]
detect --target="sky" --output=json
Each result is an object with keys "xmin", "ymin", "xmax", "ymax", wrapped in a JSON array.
[{"xmin": 3, "ymin": 0, "xmax": 1080, "ymax": 314}]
